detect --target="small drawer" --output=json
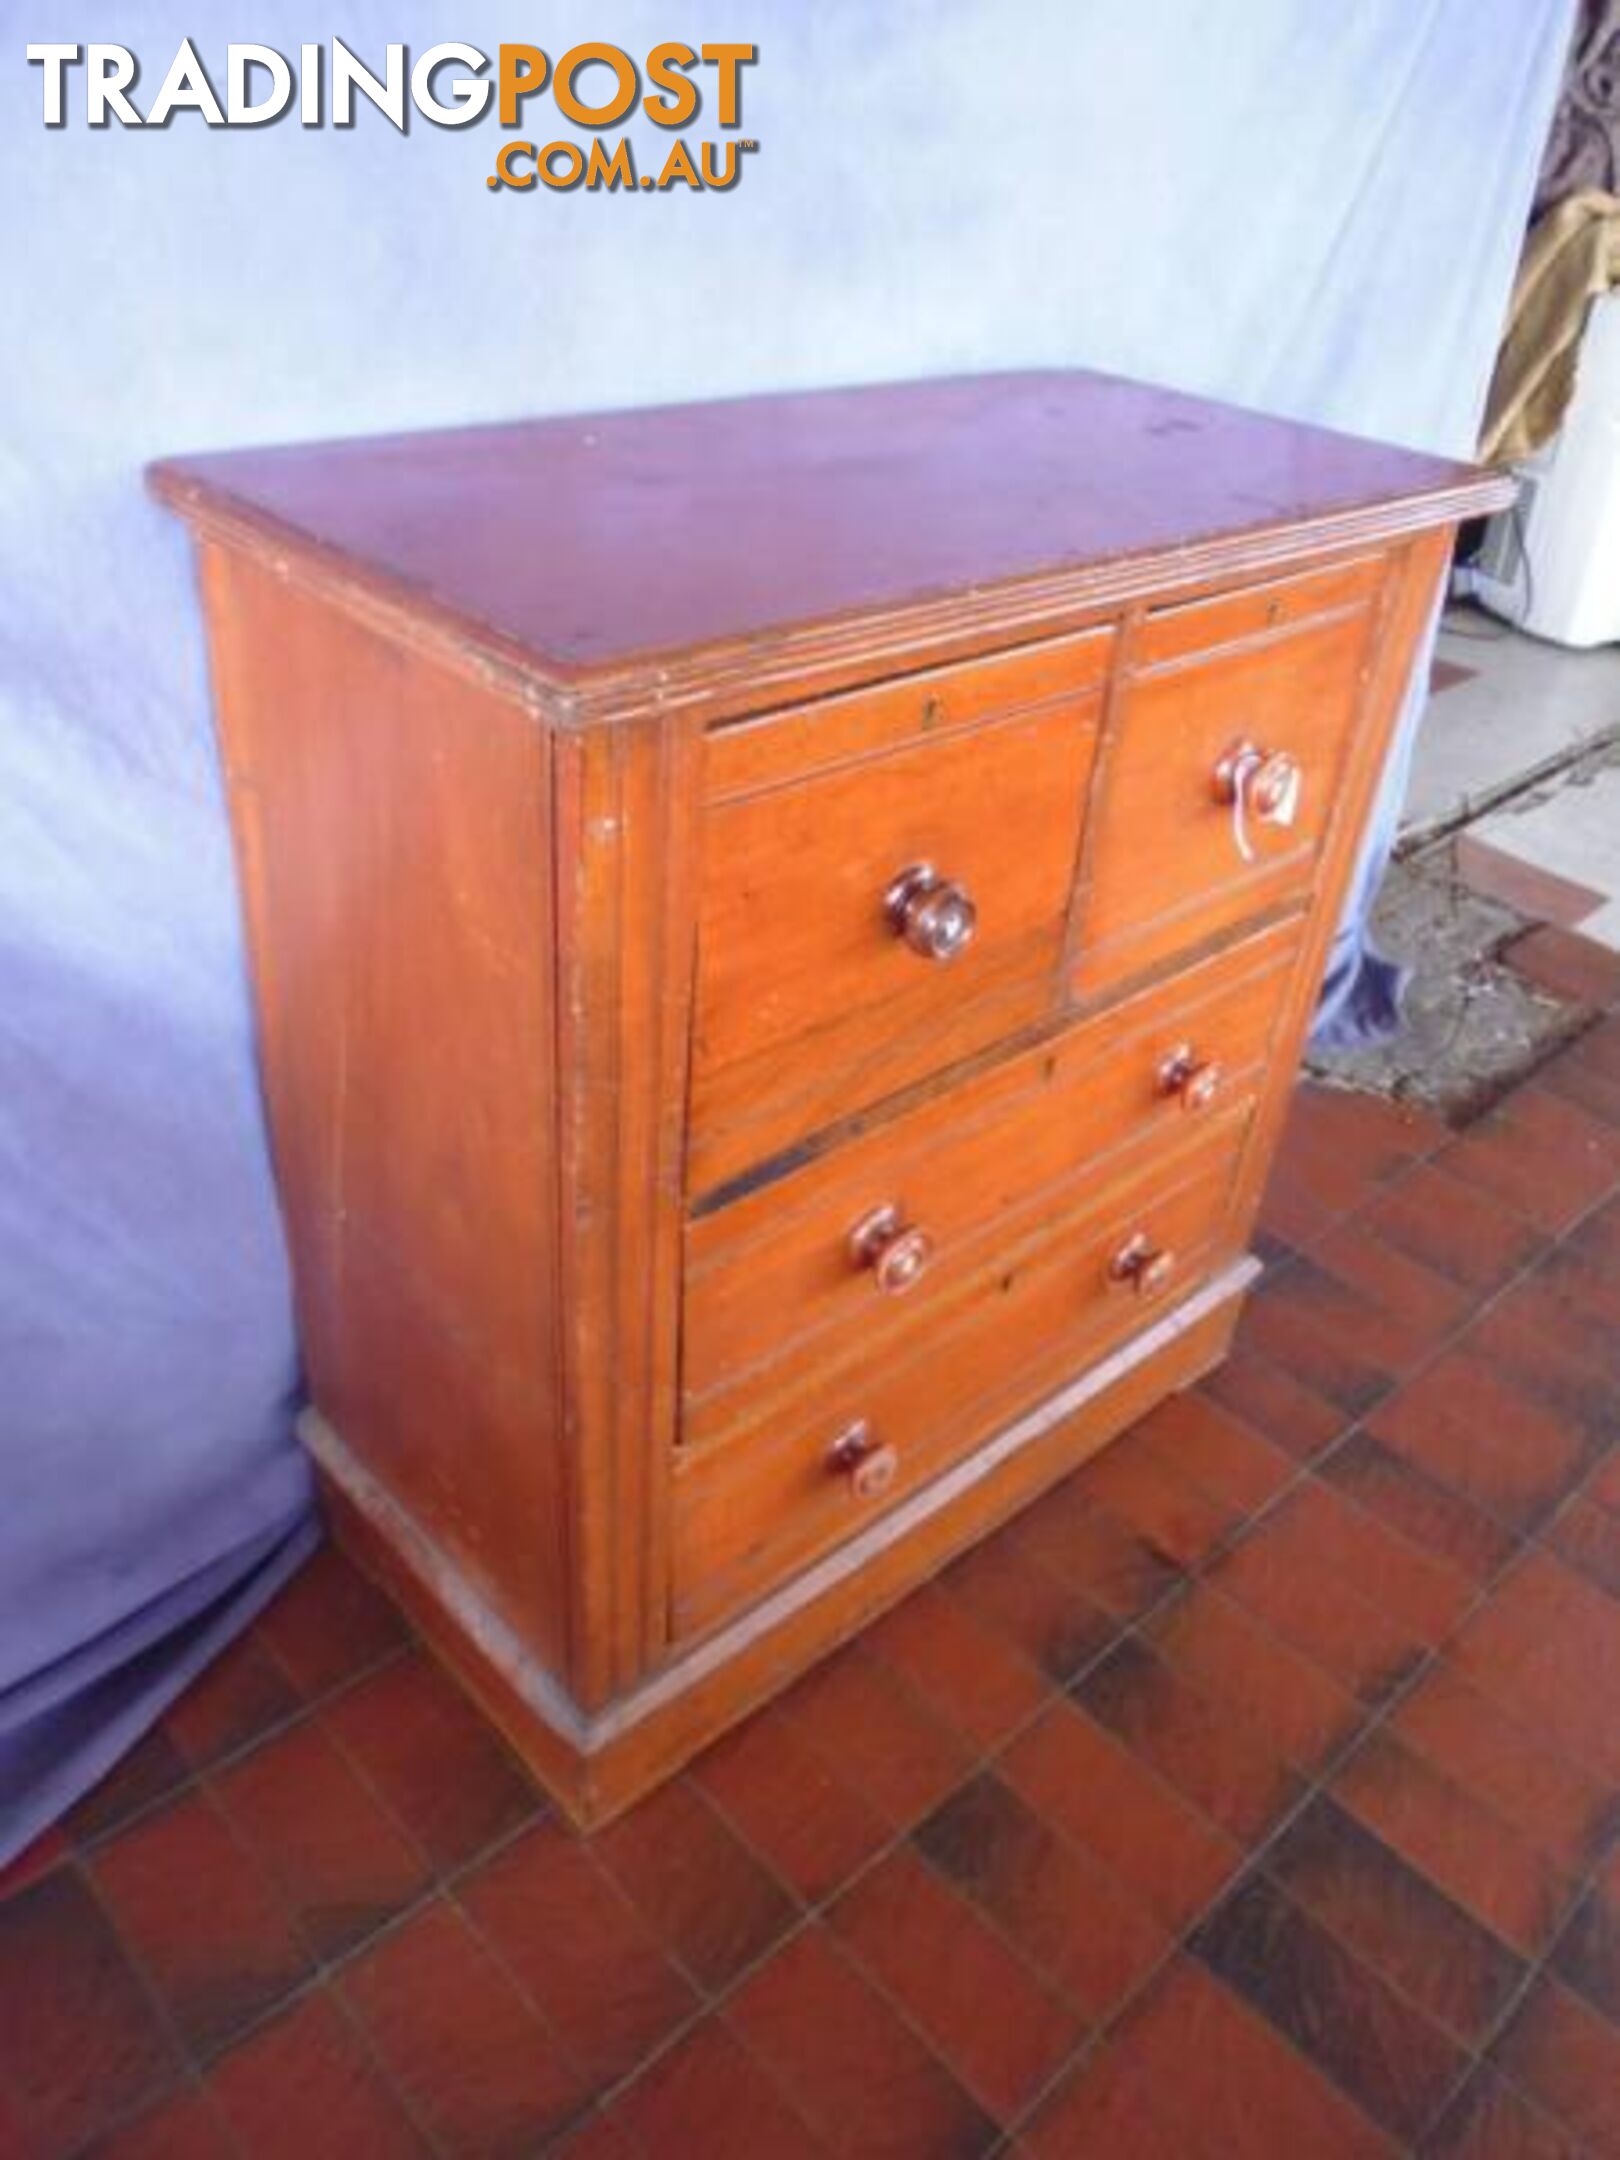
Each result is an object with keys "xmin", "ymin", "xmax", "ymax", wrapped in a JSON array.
[
  {"xmin": 1134, "ymin": 553, "xmax": 1384, "ymax": 670},
  {"xmin": 683, "ymin": 913, "xmax": 1300, "ymax": 1421},
  {"xmin": 1073, "ymin": 589, "xmax": 1380, "ymax": 996},
  {"xmin": 670, "ymin": 1133, "xmax": 1245, "ymax": 1640},
  {"xmin": 689, "ymin": 645, "xmax": 1110, "ymax": 1196}
]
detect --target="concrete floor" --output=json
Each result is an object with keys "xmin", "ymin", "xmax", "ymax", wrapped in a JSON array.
[
  {"xmin": 1312, "ymin": 609, "xmax": 1620, "ymax": 1116},
  {"xmin": 1403, "ymin": 606, "xmax": 1620, "ymax": 841}
]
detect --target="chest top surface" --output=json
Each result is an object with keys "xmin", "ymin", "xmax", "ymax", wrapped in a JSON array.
[{"xmin": 151, "ymin": 369, "xmax": 1508, "ymax": 714}]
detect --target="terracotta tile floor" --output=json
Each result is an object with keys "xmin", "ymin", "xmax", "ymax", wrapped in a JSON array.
[{"xmin": 7, "ymin": 1003, "xmax": 1620, "ymax": 2157}]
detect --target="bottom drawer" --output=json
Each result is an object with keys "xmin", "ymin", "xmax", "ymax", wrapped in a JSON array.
[{"xmin": 670, "ymin": 1128, "xmax": 1246, "ymax": 1639}]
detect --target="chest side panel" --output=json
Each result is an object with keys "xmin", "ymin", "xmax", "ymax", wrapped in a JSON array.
[{"xmin": 196, "ymin": 541, "xmax": 571, "ymax": 1676}]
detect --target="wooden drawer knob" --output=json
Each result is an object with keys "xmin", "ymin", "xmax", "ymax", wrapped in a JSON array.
[
  {"xmin": 885, "ymin": 863, "xmax": 978, "ymax": 962},
  {"xmin": 848, "ymin": 1204, "xmax": 935, "ymax": 1295},
  {"xmin": 1211, "ymin": 740, "xmax": 1302, "ymax": 861},
  {"xmin": 1157, "ymin": 1044, "xmax": 1224, "ymax": 1113},
  {"xmin": 828, "ymin": 1419, "xmax": 900, "ymax": 1500},
  {"xmin": 1110, "ymin": 1232, "xmax": 1176, "ymax": 1299}
]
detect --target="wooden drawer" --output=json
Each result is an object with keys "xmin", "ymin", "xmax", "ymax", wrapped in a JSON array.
[
  {"xmin": 683, "ymin": 913, "xmax": 1301, "ymax": 1422},
  {"xmin": 671, "ymin": 1130, "xmax": 1245, "ymax": 1639},
  {"xmin": 1073, "ymin": 576, "xmax": 1381, "ymax": 995},
  {"xmin": 687, "ymin": 634, "xmax": 1112, "ymax": 1197}
]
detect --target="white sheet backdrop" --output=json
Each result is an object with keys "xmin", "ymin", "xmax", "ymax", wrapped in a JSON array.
[{"xmin": 0, "ymin": 0, "xmax": 1574, "ymax": 1855}]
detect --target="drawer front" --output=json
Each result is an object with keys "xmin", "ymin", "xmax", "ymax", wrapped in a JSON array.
[
  {"xmin": 671, "ymin": 1132, "xmax": 1244, "ymax": 1639},
  {"xmin": 688, "ymin": 644, "xmax": 1111, "ymax": 1198},
  {"xmin": 1073, "ymin": 588, "xmax": 1379, "ymax": 996},
  {"xmin": 683, "ymin": 913, "xmax": 1301, "ymax": 1421}
]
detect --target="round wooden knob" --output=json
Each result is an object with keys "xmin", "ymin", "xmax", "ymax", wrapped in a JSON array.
[
  {"xmin": 848, "ymin": 1205, "xmax": 935, "ymax": 1295},
  {"xmin": 1157, "ymin": 1045, "xmax": 1224, "ymax": 1113},
  {"xmin": 1247, "ymin": 750, "xmax": 1301, "ymax": 822},
  {"xmin": 885, "ymin": 863, "xmax": 978, "ymax": 962},
  {"xmin": 1110, "ymin": 1233, "xmax": 1176, "ymax": 1298},
  {"xmin": 1211, "ymin": 740, "xmax": 1301, "ymax": 824},
  {"xmin": 828, "ymin": 1420, "xmax": 900, "ymax": 1500}
]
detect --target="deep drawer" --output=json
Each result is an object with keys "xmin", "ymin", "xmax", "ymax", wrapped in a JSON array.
[
  {"xmin": 670, "ymin": 1129, "xmax": 1246, "ymax": 1639},
  {"xmin": 687, "ymin": 632, "xmax": 1113, "ymax": 1196},
  {"xmin": 682, "ymin": 912, "xmax": 1300, "ymax": 1423}
]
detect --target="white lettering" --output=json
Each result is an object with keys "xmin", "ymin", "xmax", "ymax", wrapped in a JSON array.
[
  {"xmin": 227, "ymin": 44, "xmax": 293, "ymax": 125},
  {"xmin": 26, "ymin": 43, "xmax": 79, "ymax": 125},
  {"xmin": 146, "ymin": 37, "xmax": 226, "ymax": 126},
  {"xmin": 331, "ymin": 39, "xmax": 405, "ymax": 128},
  {"xmin": 411, "ymin": 43, "xmax": 491, "ymax": 126}
]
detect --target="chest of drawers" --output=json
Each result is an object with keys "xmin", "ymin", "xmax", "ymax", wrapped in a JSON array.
[{"xmin": 153, "ymin": 372, "xmax": 1508, "ymax": 1825}]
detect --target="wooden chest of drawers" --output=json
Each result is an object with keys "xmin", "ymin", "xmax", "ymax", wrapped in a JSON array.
[{"xmin": 152, "ymin": 372, "xmax": 1508, "ymax": 1824}]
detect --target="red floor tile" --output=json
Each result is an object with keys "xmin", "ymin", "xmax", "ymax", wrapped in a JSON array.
[
  {"xmin": 830, "ymin": 1844, "xmax": 1083, "ymax": 2122},
  {"xmin": 63, "ymin": 1726, "xmax": 191, "ymax": 1847},
  {"xmin": 913, "ymin": 1773, "xmax": 1169, "ymax": 2022},
  {"xmin": 161, "ymin": 1634, "xmax": 301, "ymax": 1773},
  {"xmin": 1366, "ymin": 1351, "xmax": 1590, "ymax": 1538},
  {"xmin": 727, "ymin": 1924, "xmax": 995, "ymax": 2160},
  {"xmin": 690, "ymin": 1702, "xmax": 889, "ymax": 1905},
  {"xmin": 1209, "ymin": 1511, "xmax": 1429, "ymax": 1708},
  {"xmin": 0, "ymin": 1869, "xmax": 179, "ymax": 2155},
  {"xmin": 1504, "ymin": 922, "xmax": 1620, "ymax": 1010},
  {"xmin": 1141, "ymin": 1579, "xmax": 1365, "ymax": 1773},
  {"xmin": 1548, "ymin": 1864, "xmax": 1620, "ymax": 2027},
  {"xmin": 1441, "ymin": 1087, "xmax": 1620, "ymax": 1238},
  {"xmin": 89, "ymin": 1789, "xmax": 311, "ymax": 2059},
  {"xmin": 1021, "ymin": 2034, "xmax": 1196, "ymax": 2160},
  {"xmin": 774, "ymin": 1640, "xmax": 975, "ymax": 1830},
  {"xmin": 206, "ymin": 1990, "xmax": 427, "ymax": 2156},
  {"xmin": 457, "ymin": 1820, "xmax": 696, "ymax": 2089},
  {"xmin": 939, "ymin": 1525, "xmax": 1121, "ymax": 1684},
  {"xmin": 211, "ymin": 1718, "xmax": 433, "ymax": 1964},
  {"xmin": 1490, "ymin": 1973, "xmax": 1620, "ymax": 2155},
  {"xmin": 998, "ymin": 1698, "xmax": 1241, "ymax": 1932},
  {"xmin": 1125, "ymin": 1388, "xmax": 1296, "ymax": 1514},
  {"xmin": 592, "ymin": 1777, "xmax": 797, "ymax": 1992},
  {"xmin": 1272, "ymin": 1088, "xmax": 1444, "ymax": 1218},
  {"xmin": 1068, "ymin": 1424, "xmax": 1244, "ymax": 1569},
  {"xmin": 1074, "ymin": 1633, "xmax": 1306, "ymax": 1843},
  {"xmin": 89, "ymin": 2082, "xmax": 237, "ymax": 2159},
  {"xmin": 1387, "ymin": 1661, "xmax": 1615, "ymax": 1880},
  {"xmin": 1239, "ymin": 1276, "xmax": 1396, "ymax": 1422},
  {"xmin": 861, "ymin": 1575, "xmax": 1050, "ymax": 1752},
  {"xmin": 547, "ymin": 2108, "xmax": 644, "ymax": 2160},
  {"xmin": 605, "ymin": 2016, "xmax": 826, "ymax": 2159},
  {"xmin": 1466, "ymin": 1281, "xmax": 1620, "ymax": 1446},
  {"xmin": 319, "ymin": 1649, "xmax": 538, "ymax": 1875},
  {"xmin": 1356, "ymin": 1158, "xmax": 1547, "ymax": 1297},
  {"xmin": 0, "ymin": 1822, "xmax": 68, "ymax": 1902},
  {"xmin": 1028, "ymin": 1955, "xmax": 1394, "ymax": 2160},
  {"xmin": 1264, "ymin": 1795, "xmax": 1526, "ymax": 2045},
  {"xmin": 1319, "ymin": 1430, "xmax": 1519, "ymax": 1585},
  {"xmin": 1422, "ymin": 2061, "xmax": 1584, "ymax": 2160},
  {"xmin": 339, "ymin": 1897, "xmax": 587, "ymax": 2154},
  {"xmin": 1189, "ymin": 1871, "xmax": 1469, "ymax": 2144},
  {"xmin": 1542, "ymin": 1024, "xmax": 1620, "ymax": 1128},
  {"xmin": 1589, "ymin": 1445, "xmax": 1620, "ymax": 1517},
  {"xmin": 250, "ymin": 1544, "xmax": 407, "ymax": 1700},
  {"xmin": 1198, "ymin": 1337, "xmax": 1350, "ymax": 1461},
  {"xmin": 1451, "ymin": 1550, "xmax": 1620, "ymax": 1785},
  {"xmin": 1273, "ymin": 1224, "xmax": 1472, "ymax": 1375},
  {"xmin": 1003, "ymin": 1481, "xmax": 1185, "ymax": 1621},
  {"xmin": 1332, "ymin": 1730, "xmax": 1577, "ymax": 1958}
]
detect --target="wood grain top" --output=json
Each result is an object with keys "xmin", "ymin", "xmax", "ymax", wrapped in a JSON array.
[{"xmin": 151, "ymin": 369, "xmax": 1510, "ymax": 726}]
